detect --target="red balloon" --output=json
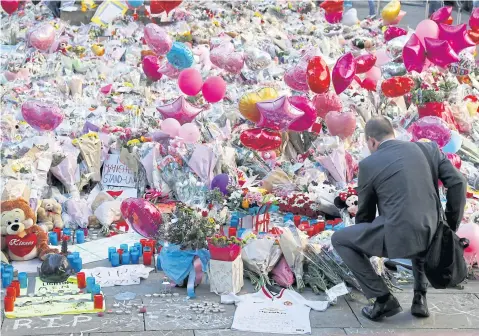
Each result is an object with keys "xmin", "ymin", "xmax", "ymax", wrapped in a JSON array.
[
  {"xmin": 306, "ymin": 56, "xmax": 331, "ymax": 94},
  {"xmin": 332, "ymin": 53, "xmax": 356, "ymax": 95},
  {"xmin": 438, "ymin": 23, "xmax": 475, "ymax": 53},
  {"xmin": 320, "ymin": 0, "xmax": 343, "ymax": 13},
  {"xmin": 354, "ymin": 53, "xmax": 377, "ymax": 74},
  {"xmin": 240, "ymin": 128, "xmax": 282, "ymax": 151},
  {"xmin": 403, "ymin": 33, "xmax": 426, "ymax": 73},
  {"xmin": 325, "ymin": 111, "xmax": 356, "ymax": 139},
  {"xmin": 1, "ymin": 0, "xmax": 19, "ymax": 15},
  {"xmin": 470, "ymin": 8, "xmax": 479, "ymax": 31},
  {"xmin": 380, "ymin": 76, "xmax": 415, "ymax": 98},
  {"xmin": 468, "ymin": 29, "xmax": 479, "ymax": 44},
  {"xmin": 430, "ymin": 6, "xmax": 452, "ymax": 24},
  {"xmin": 424, "ymin": 38, "xmax": 460, "ymax": 68},
  {"xmin": 384, "ymin": 26, "xmax": 407, "ymax": 42},
  {"xmin": 288, "ymin": 96, "xmax": 317, "ymax": 132},
  {"xmin": 325, "ymin": 11, "xmax": 343, "ymax": 24},
  {"xmin": 361, "ymin": 78, "xmax": 377, "ymax": 91},
  {"xmin": 150, "ymin": 0, "xmax": 182, "ymax": 14},
  {"xmin": 446, "ymin": 152, "xmax": 462, "ymax": 170}
]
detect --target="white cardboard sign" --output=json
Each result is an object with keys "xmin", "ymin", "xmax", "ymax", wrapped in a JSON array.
[{"xmin": 102, "ymin": 154, "xmax": 136, "ymax": 188}]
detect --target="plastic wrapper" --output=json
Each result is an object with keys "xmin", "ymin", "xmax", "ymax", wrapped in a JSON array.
[
  {"xmin": 408, "ymin": 116, "xmax": 452, "ymax": 148},
  {"xmin": 63, "ymin": 198, "xmax": 91, "ymax": 229},
  {"xmin": 279, "ymin": 226, "xmax": 308, "ymax": 291},
  {"xmin": 449, "ymin": 103, "xmax": 473, "ymax": 134},
  {"xmin": 271, "ymin": 257, "xmax": 295, "ymax": 288},
  {"xmin": 50, "ymin": 146, "xmax": 80, "ymax": 199},
  {"xmin": 316, "ymin": 145, "xmax": 347, "ymax": 186},
  {"xmin": 241, "ymin": 237, "xmax": 282, "ymax": 290},
  {"xmin": 73, "ymin": 133, "xmax": 102, "ymax": 182},
  {"xmin": 94, "ymin": 200, "xmax": 122, "ymax": 229}
]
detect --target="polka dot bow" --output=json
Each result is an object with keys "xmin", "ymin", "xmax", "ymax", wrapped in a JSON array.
[{"xmin": 339, "ymin": 187, "xmax": 357, "ymax": 201}]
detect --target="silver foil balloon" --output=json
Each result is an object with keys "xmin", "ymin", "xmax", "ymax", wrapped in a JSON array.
[
  {"xmin": 244, "ymin": 47, "xmax": 272, "ymax": 71},
  {"xmin": 448, "ymin": 50, "xmax": 475, "ymax": 76},
  {"xmin": 381, "ymin": 62, "xmax": 406, "ymax": 79},
  {"xmin": 386, "ymin": 35, "xmax": 409, "ymax": 61}
]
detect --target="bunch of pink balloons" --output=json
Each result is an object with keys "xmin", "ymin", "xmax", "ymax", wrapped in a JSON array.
[{"xmin": 177, "ymin": 69, "xmax": 226, "ymax": 103}]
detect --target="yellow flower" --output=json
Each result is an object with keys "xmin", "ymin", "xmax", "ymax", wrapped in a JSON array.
[
  {"xmin": 11, "ymin": 163, "xmax": 22, "ymax": 173},
  {"xmin": 208, "ymin": 218, "xmax": 215, "ymax": 224},
  {"xmin": 242, "ymin": 199, "xmax": 250, "ymax": 209},
  {"xmin": 72, "ymin": 139, "xmax": 79, "ymax": 145},
  {"xmin": 212, "ymin": 20, "xmax": 220, "ymax": 27},
  {"xmin": 127, "ymin": 139, "xmax": 141, "ymax": 147},
  {"xmin": 123, "ymin": 82, "xmax": 134, "ymax": 88}
]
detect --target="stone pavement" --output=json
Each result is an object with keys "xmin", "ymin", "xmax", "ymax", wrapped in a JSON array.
[{"xmin": 2, "ymin": 258, "xmax": 479, "ymax": 336}]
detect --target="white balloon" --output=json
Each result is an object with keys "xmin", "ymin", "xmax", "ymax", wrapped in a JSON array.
[{"xmin": 342, "ymin": 9, "xmax": 358, "ymax": 27}]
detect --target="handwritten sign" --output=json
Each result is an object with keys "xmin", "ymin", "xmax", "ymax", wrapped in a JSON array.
[{"xmin": 102, "ymin": 154, "xmax": 136, "ymax": 188}]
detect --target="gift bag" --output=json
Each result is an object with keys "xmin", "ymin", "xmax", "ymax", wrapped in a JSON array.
[{"xmin": 209, "ymin": 256, "xmax": 244, "ymax": 294}]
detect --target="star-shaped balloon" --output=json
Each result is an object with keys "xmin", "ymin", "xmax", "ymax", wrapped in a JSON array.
[
  {"xmin": 403, "ymin": 33, "xmax": 426, "ymax": 73},
  {"xmin": 424, "ymin": 38, "xmax": 460, "ymax": 68},
  {"xmin": 438, "ymin": 23, "xmax": 475, "ymax": 53},
  {"xmin": 156, "ymin": 96, "xmax": 205, "ymax": 125},
  {"xmin": 256, "ymin": 96, "xmax": 304, "ymax": 131}
]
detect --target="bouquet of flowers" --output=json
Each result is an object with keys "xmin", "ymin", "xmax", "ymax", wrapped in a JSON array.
[
  {"xmin": 279, "ymin": 226, "xmax": 308, "ymax": 291},
  {"xmin": 208, "ymin": 235, "xmax": 243, "ymax": 261}
]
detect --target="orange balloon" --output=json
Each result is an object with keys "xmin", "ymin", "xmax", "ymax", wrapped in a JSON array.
[{"xmin": 238, "ymin": 88, "xmax": 278, "ymax": 122}]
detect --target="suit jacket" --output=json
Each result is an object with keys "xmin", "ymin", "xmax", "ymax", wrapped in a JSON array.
[{"xmin": 356, "ymin": 140, "xmax": 466, "ymax": 258}]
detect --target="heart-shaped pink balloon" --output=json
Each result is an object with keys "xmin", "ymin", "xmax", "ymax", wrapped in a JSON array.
[
  {"xmin": 159, "ymin": 60, "xmax": 181, "ymax": 78},
  {"xmin": 144, "ymin": 23, "xmax": 173, "ymax": 55},
  {"xmin": 120, "ymin": 198, "xmax": 164, "ymax": 238},
  {"xmin": 325, "ymin": 110, "xmax": 356, "ymax": 139},
  {"xmin": 29, "ymin": 23, "xmax": 56, "ymax": 51},
  {"xmin": 142, "ymin": 55, "xmax": 163, "ymax": 81},
  {"xmin": 284, "ymin": 64, "xmax": 309, "ymax": 92},
  {"xmin": 21, "ymin": 100, "xmax": 64, "ymax": 131},
  {"xmin": 210, "ymin": 43, "xmax": 244, "ymax": 74}
]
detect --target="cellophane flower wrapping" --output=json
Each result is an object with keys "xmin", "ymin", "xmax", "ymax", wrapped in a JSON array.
[
  {"xmin": 241, "ymin": 236, "xmax": 282, "ymax": 290},
  {"xmin": 271, "ymin": 256, "xmax": 295, "ymax": 288},
  {"xmin": 279, "ymin": 226, "xmax": 308, "ymax": 291},
  {"xmin": 50, "ymin": 145, "xmax": 80, "ymax": 199}
]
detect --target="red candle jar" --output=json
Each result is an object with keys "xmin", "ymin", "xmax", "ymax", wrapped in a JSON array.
[
  {"xmin": 94, "ymin": 294, "xmax": 104, "ymax": 309},
  {"xmin": 77, "ymin": 272, "xmax": 86, "ymax": 289},
  {"xmin": 293, "ymin": 215, "xmax": 301, "ymax": 227},
  {"xmin": 11, "ymin": 281, "xmax": 20, "ymax": 297},
  {"xmin": 53, "ymin": 228, "xmax": 62, "ymax": 241},
  {"xmin": 6, "ymin": 287, "xmax": 16, "ymax": 300},
  {"xmin": 4, "ymin": 296, "xmax": 14, "ymax": 312},
  {"xmin": 298, "ymin": 223, "xmax": 310, "ymax": 231},
  {"xmin": 143, "ymin": 251, "xmax": 152, "ymax": 266},
  {"xmin": 228, "ymin": 227, "xmax": 237, "ymax": 237},
  {"xmin": 305, "ymin": 227, "xmax": 316, "ymax": 237},
  {"xmin": 315, "ymin": 221, "xmax": 326, "ymax": 234}
]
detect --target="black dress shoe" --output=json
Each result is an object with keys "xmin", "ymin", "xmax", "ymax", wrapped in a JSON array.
[
  {"xmin": 361, "ymin": 295, "xmax": 403, "ymax": 321},
  {"xmin": 411, "ymin": 291, "xmax": 430, "ymax": 318}
]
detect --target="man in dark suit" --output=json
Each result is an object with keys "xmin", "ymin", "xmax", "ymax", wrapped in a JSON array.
[{"xmin": 332, "ymin": 117, "xmax": 466, "ymax": 321}]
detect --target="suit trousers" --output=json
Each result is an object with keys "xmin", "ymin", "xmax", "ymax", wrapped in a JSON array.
[{"xmin": 331, "ymin": 222, "xmax": 428, "ymax": 299}]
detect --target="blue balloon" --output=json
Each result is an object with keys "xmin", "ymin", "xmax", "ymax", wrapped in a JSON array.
[
  {"xmin": 127, "ymin": 0, "xmax": 144, "ymax": 8},
  {"xmin": 167, "ymin": 42, "xmax": 194, "ymax": 70},
  {"xmin": 442, "ymin": 130, "xmax": 462, "ymax": 154}
]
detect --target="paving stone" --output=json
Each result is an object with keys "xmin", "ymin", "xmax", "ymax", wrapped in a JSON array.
[
  {"xmin": 344, "ymin": 329, "xmax": 479, "ymax": 335},
  {"xmin": 346, "ymin": 293, "xmax": 479, "ymax": 329},
  {"xmin": 143, "ymin": 295, "xmax": 234, "ymax": 330},
  {"xmin": 1, "ymin": 296, "xmax": 145, "ymax": 336},
  {"xmin": 310, "ymin": 297, "xmax": 361, "ymax": 328},
  {"xmin": 90, "ymin": 331, "xmax": 194, "ymax": 336},
  {"xmin": 194, "ymin": 328, "xmax": 346, "ymax": 336}
]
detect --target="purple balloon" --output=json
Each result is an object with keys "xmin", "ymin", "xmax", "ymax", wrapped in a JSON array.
[
  {"xmin": 21, "ymin": 100, "xmax": 64, "ymax": 131},
  {"xmin": 120, "ymin": 198, "xmax": 163, "ymax": 238},
  {"xmin": 211, "ymin": 174, "xmax": 229, "ymax": 195}
]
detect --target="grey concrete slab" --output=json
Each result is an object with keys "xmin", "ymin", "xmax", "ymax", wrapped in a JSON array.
[
  {"xmin": 344, "ymin": 329, "xmax": 479, "ymax": 335},
  {"xmin": 143, "ymin": 295, "xmax": 234, "ymax": 331},
  {"xmin": 311, "ymin": 297, "xmax": 361, "ymax": 328},
  {"xmin": 397, "ymin": 282, "xmax": 479, "ymax": 295},
  {"xmin": 90, "ymin": 331, "xmax": 194, "ymax": 336},
  {"xmin": 346, "ymin": 293, "xmax": 479, "ymax": 329},
  {"xmin": 1, "ymin": 296, "xmax": 145, "ymax": 336},
  {"xmin": 194, "ymin": 328, "xmax": 347, "ymax": 336}
]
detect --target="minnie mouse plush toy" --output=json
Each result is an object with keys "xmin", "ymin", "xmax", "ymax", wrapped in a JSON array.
[{"xmin": 334, "ymin": 187, "xmax": 358, "ymax": 218}]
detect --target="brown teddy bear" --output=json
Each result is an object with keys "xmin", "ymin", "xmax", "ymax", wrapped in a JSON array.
[
  {"xmin": 1, "ymin": 199, "xmax": 58, "ymax": 261},
  {"xmin": 37, "ymin": 199, "xmax": 64, "ymax": 231}
]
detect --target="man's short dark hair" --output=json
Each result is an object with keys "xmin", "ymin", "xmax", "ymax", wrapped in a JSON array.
[{"xmin": 364, "ymin": 117, "xmax": 394, "ymax": 141}]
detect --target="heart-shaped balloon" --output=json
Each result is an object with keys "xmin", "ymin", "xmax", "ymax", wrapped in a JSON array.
[
  {"xmin": 144, "ymin": 23, "xmax": 172, "ymax": 55},
  {"xmin": 142, "ymin": 55, "xmax": 163, "ymax": 81},
  {"xmin": 240, "ymin": 128, "xmax": 282, "ymax": 151},
  {"xmin": 245, "ymin": 47, "xmax": 272, "ymax": 71},
  {"xmin": 284, "ymin": 64, "xmax": 309, "ymax": 92},
  {"xmin": 306, "ymin": 56, "xmax": 331, "ymax": 94},
  {"xmin": 313, "ymin": 92, "xmax": 343, "ymax": 118},
  {"xmin": 325, "ymin": 11, "xmax": 343, "ymax": 24},
  {"xmin": 320, "ymin": 0, "xmax": 343, "ymax": 13},
  {"xmin": 150, "ymin": 0, "xmax": 182, "ymax": 14},
  {"xmin": 325, "ymin": 110, "xmax": 356, "ymax": 139},
  {"xmin": 239, "ymin": 87, "xmax": 278, "ymax": 122},
  {"xmin": 120, "ymin": 198, "xmax": 163, "ymax": 238},
  {"xmin": 380, "ymin": 76, "xmax": 415, "ymax": 98},
  {"xmin": 21, "ymin": 100, "xmax": 64, "ymax": 131},
  {"xmin": 29, "ymin": 23, "xmax": 56, "ymax": 51},
  {"xmin": 430, "ymin": 6, "xmax": 453, "ymax": 24},
  {"xmin": 332, "ymin": 53, "xmax": 356, "ymax": 94},
  {"xmin": 361, "ymin": 77, "xmax": 378, "ymax": 91},
  {"xmin": 384, "ymin": 26, "xmax": 407, "ymax": 42},
  {"xmin": 210, "ymin": 42, "xmax": 244, "ymax": 74},
  {"xmin": 1, "ymin": 0, "xmax": 19, "ymax": 15},
  {"xmin": 354, "ymin": 53, "xmax": 377, "ymax": 74}
]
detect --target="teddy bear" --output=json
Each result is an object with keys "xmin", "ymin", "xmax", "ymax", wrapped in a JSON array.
[
  {"xmin": 37, "ymin": 199, "xmax": 64, "ymax": 231},
  {"xmin": 1, "ymin": 199, "xmax": 58, "ymax": 261},
  {"xmin": 334, "ymin": 187, "xmax": 358, "ymax": 218}
]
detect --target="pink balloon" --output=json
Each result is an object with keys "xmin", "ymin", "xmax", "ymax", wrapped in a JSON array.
[
  {"xmin": 29, "ymin": 23, "xmax": 56, "ymax": 51},
  {"xmin": 409, "ymin": 116, "xmax": 451, "ymax": 147},
  {"xmin": 415, "ymin": 19, "xmax": 440, "ymax": 45},
  {"xmin": 288, "ymin": 96, "xmax": 316, "ymax": 132},
  {"xmin": 332, "ymin": 53, "xmax": 356, "ymax": 95},
  {"xmin": 202, "ymin": 76, "xmax": 226, "ymax": 103},
  {"xmin": 157, "ymin": 96, "xmax": 204, "ymax": 124},
  {"xmin": 142, "ymin": 55, "xmax": 163, "ymax": 81},
  {"xmin": 375, "ymin": 49, "xmax": 392, "ymax": 66},
  {"xmin": 384, "ymin": 10, "xmax": 406, "ymax": 26},
  {"xmin": 21, "ymin": 100, "xmax": 64, "ymax": 131},
  {"xmin": 424, "ymin": 38, "xmax": 460, "ymax": 68},
  {"xmin": 325, "ymin": 110, "xmax": 356, "ymax": 139},
  {"xmin": 470, "ymin": 8, "xmax": 479, "ymax": 31},
  {"xmin": 430, "ymin": 6, "xmax": 453, "ymax": 24},
  {"xmin": 144, "ymin": 23, "xmax": 173, "ymax": 55},
  {"xmin": 210, "ymin": 43, "xmax": 244, "ymax": 74},
  {"xmin": 457, "ymin": 224, "xmax": 479, "ymax": 255},
  {"xmin": 160, "ymin": 118, "xmax": 181, "ymax": 137},
  {"xmin": 178, "ymin": 68, "xmax": 203, "ymax": 96},
  {"xmin": 365, "ymin": 66, "xmax": 381, "ymax": 81},
  {"xmin": 384, "ymin": 26, "xmax": 407, "ymax": 42},
  {"xmin": 120, "ymin": 198, "xmax": 163, "ymax": 238},
  {"xmin": 158, "ymin": 60, "xmax": 181, "ymax": 79},
  {"xmin": 284, "ymin": 48, "xmax": 318, "ymax": 92},
  {"xmin": 438, "ymin": 23, "xmax": 475, "ymax": 53},
  {"xmin": 354, "ymin": 53, "xmax": 377, "ymax": 74},
  {"xmin": 403, "ymin": 34, "xmax": 426, "ymax": 73},
  {"xmin": 178, "ymin": 123, "xmax": 201, "ymax": 143},
  {"xmin": 325, "ymin": 11, "xmax": 343, "ymax": 24},
  {"xmin": 256, "ymin": 95, "xmax": 304, "ymax": 131},
  {"xmin": 313, "ymin": 92, "xmax": 343, "ymax": 119}
]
